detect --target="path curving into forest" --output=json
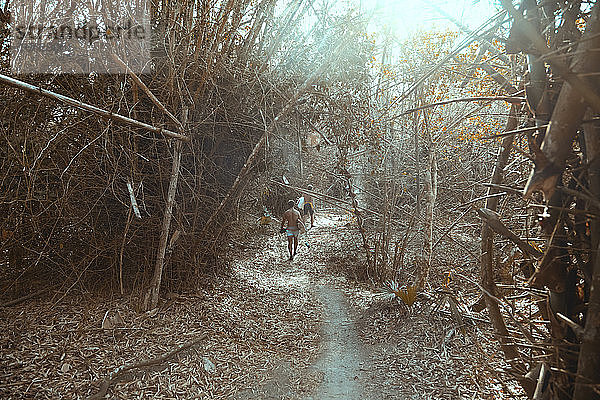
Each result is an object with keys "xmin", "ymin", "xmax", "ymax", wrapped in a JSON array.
[
  {"xmin": 232, "ymin": 213, "xmax": 371, "ymax": 399},
  {"xmin": 289, "ymin": 214, "xmax": 370, "ymax": 399}
]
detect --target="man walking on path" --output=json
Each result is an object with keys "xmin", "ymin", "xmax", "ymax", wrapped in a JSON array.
[
  {"xmin": 303, "ymin": 184, "xmax": 315, "ymax": 229},
  {"xmin": 281, "ymin": 200, "xmax": 305, "ymax": 260}
]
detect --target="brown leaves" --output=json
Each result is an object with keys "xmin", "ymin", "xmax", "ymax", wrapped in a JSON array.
[
  {"xmin": 0, "ymin": 229, "xmax": 322, "ymax": 399},
  {"xmin": 396, "ymin": 286, "xmax": 418, "ymax": 307}
]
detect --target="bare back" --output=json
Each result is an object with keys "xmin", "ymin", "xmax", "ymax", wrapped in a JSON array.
[{"xmin": 283, "ymin": 208, "xmax": 301, "ymax": 229}]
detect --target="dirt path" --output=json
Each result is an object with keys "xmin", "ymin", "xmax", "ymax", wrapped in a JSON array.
[
  {"xmin": 232, "ymin": 212, "xmax": 371, "ymax": 399},
  {"xmin": 276, "ymin": 214, "xmax": 370, "ymax": 399},
  {"xmin": 310, "ymin": 284, "xmax": 364, "ymax": 399}
]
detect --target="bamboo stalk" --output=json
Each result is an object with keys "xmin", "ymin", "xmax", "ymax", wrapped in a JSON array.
[
  {"xmin": 111, "ymin": 54, "xmax": 184, "ymax": 132},
  {"xmin": 480, "ymin": 103, "xmax": 532, "ymax": 393},
  {"xmin": 0, "ymin": 73, "xmax": 188, "ymax": 141},
  {"xmin": 501, "ymin": 0, "xmax": 600, "ymax": 113},
  {"xmin": 144, "ymin": 108, "xmax": 187, "ymax": 311},
  {"xmin": 482, "ymin": 124, "xmax": 548, "ymax": 140},
  {"xmin": 398, "ymin": 96, "xmax": 525, "ymax": 116},
  {"xmin": 476, "ymin": 208, "xmax": 543, "ymax": 258},
  {"xmin": 87, "ymin": 335, "xmax": 206, "ymax": 400}
]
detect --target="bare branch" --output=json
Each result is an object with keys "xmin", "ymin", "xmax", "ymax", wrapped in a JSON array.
[{"xmin": 0, "ymin": 73, "xmax": 188, "ymax": 141}]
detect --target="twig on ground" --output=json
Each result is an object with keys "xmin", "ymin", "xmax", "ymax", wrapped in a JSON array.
[
  {"xmin": 1, "ymin": 286, "xmax": 56, "ymax": 307},
  {"xmin": 86, "ymin": 335, "xmax": 206, "ymax": 400}
]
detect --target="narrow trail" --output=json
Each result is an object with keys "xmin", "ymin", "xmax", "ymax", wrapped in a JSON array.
[
  {"xmin": 293, "ymin": 215, "xmax": 367, "ymax": 400},
  {"xmin": 311, "ymin": 284, "xmax": 363, "ymax": 400},
  {"xmin": 293, "ymin": 214, "xmax": 368, "ymax": 400},
  {"xmin": 233, "ymin": 212, "xmax": 371, "ymax": 399}
]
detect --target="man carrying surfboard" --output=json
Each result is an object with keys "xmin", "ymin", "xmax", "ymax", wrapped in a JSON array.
[{"xmin": 303, "ymin": 184, "xmax": 315, "ymax": 229}]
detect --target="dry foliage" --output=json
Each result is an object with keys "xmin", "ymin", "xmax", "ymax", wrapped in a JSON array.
[{"xmin": 0, "ymin": 1, "xmax": 373, "ymax": 303}]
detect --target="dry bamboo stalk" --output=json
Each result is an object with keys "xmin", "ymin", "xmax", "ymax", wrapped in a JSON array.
[
  {"xmin": 449, "ymin": 56, "xmax": 520, "ymax": 98},
  {"xmin": 459, "ymin": 41, "xmax": 490, "ymax": 88},
  {"xmin": 482, "ymin": 124, "xmax": 546, "ymax": 140},
  {"xmin": 0, "ymin": 73, "xmax": 188, "ymax": 141},
  {"xmin": 239, "ymin": 0, "xmax": 271, "ymax": 61},
  {"xmin": 341, "ymin": 167, "xmax": 373, "ymax": 276},
  {"xmin": 111, "ymin": 54, "xmax": 184, "ymax": 132},
  {"xmin": 431, "ymin": 208, "xmax": 471, "ymax": 251},
  {"xmin": 501, "ymin": 0, "xmax": 600, "ymax": 113},
  {"xmin": 144, "ymin": 108, "xmax": 187, "ymax": 311},
  {"xmin": 399, "ymin": 96, "xmax": 525, "ymax": 116},
  {"xmin": 555, "ymin": 313, "xmax": 584, "ymax": 340},
  {"xmin": 476, "ymin": 208, "xmax": 543, "ymax": 258},
  {"xmin": 0, "ymin": 286, "xmax": 55, "ymax": 307},
  {"xmin": 444, "ymin": 9, "xmax": 511, "ymax": 65},
  {"xmin": 480, "ymin": 103, "xmax": 532, "ymax": 393},
  {"xmin": 221, "ymin": 0, "xmax": 246, "ymax": 59},
  {"xmin": 87, "ymin": 335, "xmax": 206, "ymax": 400},
  {"xmin": 478, "ymin": 62, "xmax": 519, "ymax": 94},
  {"xmin": 419, "ymin": 110, "xmax": 437, "ymax": 288},
  {"xmin": 119, "ymin": 206, "xmax": 132, "ymax": 296},
  {"xmin": 532, "ymin": 363, "xmax": 548, "ymax": 400}
]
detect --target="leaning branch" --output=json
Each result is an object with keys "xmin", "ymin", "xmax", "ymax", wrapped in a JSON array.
[
  {"xmin": 476, "ymin": 207, "xmax": 543, "ymax": 258},
  {"xmin": 111, "ymin": 54, "xmax": 184, "ymax": 132},
  {"xmin": 482, "ymin": 124, "xmax": 548, "ymax": 140},
  {"xmin": 87, "ymin": 335, "xmax": 206, "ymax": 400},
  {"xmin": 396, "ymin": 96, "xmax": 525, "ymax": 118},
  {"xmin": 0, "ymin": 73, "xmax": 188, "ymax": 142}
]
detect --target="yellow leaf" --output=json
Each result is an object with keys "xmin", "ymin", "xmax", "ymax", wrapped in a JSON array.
[{"xmin": 397, "ymin": 286, "xmax": 417, "ymax": 306}]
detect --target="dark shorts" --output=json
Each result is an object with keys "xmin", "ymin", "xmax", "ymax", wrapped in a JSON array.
[{"xmin": 303, "ymin": 202, "xmax": 314, "ymax": 216}]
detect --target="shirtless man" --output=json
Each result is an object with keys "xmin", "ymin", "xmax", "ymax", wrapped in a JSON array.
[
  {"xmin": 281, "ymin": 200, "xmax": 304, "ymax": 260},
  {"xmin": 303, "ymin": 184, "xmax": 315, "ymax": 229}
]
